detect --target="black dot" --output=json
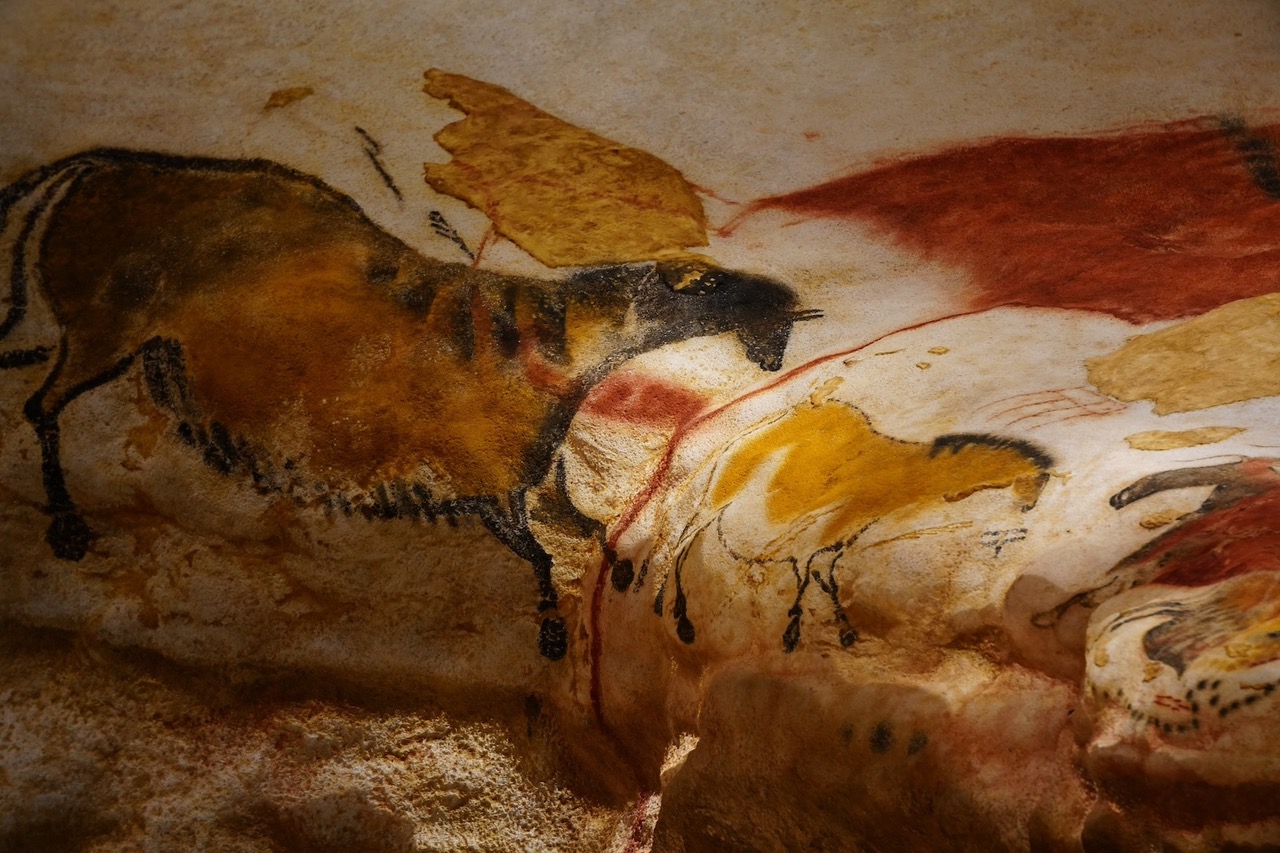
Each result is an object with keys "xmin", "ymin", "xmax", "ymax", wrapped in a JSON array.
[
  {"xmin": 610, "ymin": 558, "xmax": 634, "ymax": 591},
  {"xmin": 1191, "ymin": 703, "xmax": 1199, "ymax": 713},
  {"xmin": 1219, "ymin": 707, "xmax": 1230, "ymax": 718},
  {"xmin": 1210, "ymin": 695, "xmax": 1220, "ymax": 707},
  {"xmin": 1245, "ymin": 695, "xmax": 1259, "ymax": 705},
  {"xmin": 676, "ymin": 615, "xmax": 696, "ymax": 645},
  {"xmin": 1212, "ymin": 680, "xmax": 1222, "ymax": 689},
  {"xmin": 870, "ymin": 721, "xmax": 893, "ymax": 754},
  {"xmin": 1197, "ymin": 679, "xmax": 1208, "ymax": 690},
  {"xmin": 907, "ymin": 731, "xmax": 928, "ymax": 755}
]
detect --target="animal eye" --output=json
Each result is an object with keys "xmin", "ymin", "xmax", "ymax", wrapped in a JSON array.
[{"xmin": 367, "ymin": 260, "xmax": 400, "ymax": 284}]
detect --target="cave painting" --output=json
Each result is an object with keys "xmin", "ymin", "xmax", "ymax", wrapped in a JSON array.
[
  {"xmin": 0, "ymin": 139, "xmax": 807, "ymax": 661},
  {"xmin": 6, "ymin": 68, "xmax": 1280, "ymax": 851}
]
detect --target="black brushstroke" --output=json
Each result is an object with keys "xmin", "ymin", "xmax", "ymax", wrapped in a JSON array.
[
  {"xmin": 356, "ymin": 126, "xmax": 402, "ymax": 201},
  {"xmin": 869, "ymin": 721, "xmax": 893, "ymax": 754},
  {"xmin": 929, "ymin": 432, "xmax": 1054, "ymax": 470},
  {"xmin": 428, "ymin": 210, "xmax": 474, "ymax": 260},
  {"xmin": 0, "ymin": 346, "xmax": 52, "ymax": 368}
]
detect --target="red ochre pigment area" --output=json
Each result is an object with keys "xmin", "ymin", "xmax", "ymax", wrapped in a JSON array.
[
  {"xmin": 751, "ymin": 119, "xmax": 1280, "ymax": 324},
  {"xmin": 578, "ymin": 373, "xmax": 707, "ymax": 428},
  {"xmin": 1137, "ymin": 488, "xmax": 1280, "ymax": 589}
]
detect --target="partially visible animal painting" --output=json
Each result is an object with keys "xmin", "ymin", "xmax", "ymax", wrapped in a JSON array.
[{"xmin": 0, "ymin": 147, "xmax": 810, "ymax": 660}]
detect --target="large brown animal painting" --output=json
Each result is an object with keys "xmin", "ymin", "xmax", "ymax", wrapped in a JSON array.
[{"xmin": 0, "ymin": 148, "xmax": 808, "ymax": 659}]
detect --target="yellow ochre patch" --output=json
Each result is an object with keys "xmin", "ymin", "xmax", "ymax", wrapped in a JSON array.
[
  {"xmin": 712, "ymin": 401, "xmax": 1047, "ymax": 543},
  {"xmin": 1125, "ymin": 426, "xmax": 1245, "ymax": 450},
  {"xmin": 422, "ymin": 69, "xmax": 707, "ymax": 267},
  {"xmin": 1088, "ymin": 293, "xmax": 1280, "ymax": 414}
]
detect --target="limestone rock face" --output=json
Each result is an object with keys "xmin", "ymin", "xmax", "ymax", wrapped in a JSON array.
[{"xmin": 5, "ymin": 2, "xmax": 1280, "ymax": 851}]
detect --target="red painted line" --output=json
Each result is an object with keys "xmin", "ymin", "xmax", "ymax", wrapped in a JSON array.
[{"xmin": 622, "ymin": 789, "xmax": 656, "ymax": 853}]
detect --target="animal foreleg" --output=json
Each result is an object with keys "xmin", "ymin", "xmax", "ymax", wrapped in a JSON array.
[
  {"xmin": 27, "ymin": 411, "xmax": 93, "ymax": 560},
  {"xmin": 477, "ymin": 491, "xmax": 568, "ymax": 661},
  {"xmin": 782, "ymin": 556, "xmax": 810, "ymax": 653},
  {"xmin": 22, "ymin": 341, "xmax": 139, "ymax": 561},
  {"xmin": 809, "ymin": 545, "xmax": 858, "ymax": 648}
]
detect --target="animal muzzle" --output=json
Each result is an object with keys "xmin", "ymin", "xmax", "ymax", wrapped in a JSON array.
[{"xmin": 738, "ymin": 309, "xmax": 822, "ymax": 371}]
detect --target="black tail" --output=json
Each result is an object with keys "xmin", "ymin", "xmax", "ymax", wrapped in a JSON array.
[{"xmin": 0, "ymin": 154, "xmax": 97, "ymax": 357}]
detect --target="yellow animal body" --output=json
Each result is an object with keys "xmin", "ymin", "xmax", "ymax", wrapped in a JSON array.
[{"xmin": 713, "ymin": 401, "xmax": 1048, "ymax": 546}]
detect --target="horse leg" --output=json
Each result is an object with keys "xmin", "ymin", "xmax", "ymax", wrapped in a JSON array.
[
  {"xmin": 24, "ymin": 399, "xmax": 93, "ymax": 560},
  {"xmin": 811, "ymin": 546, "xmax": 858, "ymax": 647},
  {"xmin": 477, "ymin": 491, "xmax": 568, "ymax": 661}
]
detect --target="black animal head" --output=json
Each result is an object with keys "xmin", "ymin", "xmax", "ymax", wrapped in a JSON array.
[{"xmin": 639, "ymin": 260, "xmax": 819, "ymax": 371}]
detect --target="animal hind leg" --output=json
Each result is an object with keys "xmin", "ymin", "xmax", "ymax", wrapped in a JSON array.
[
  {"xmin": 22, "ymin": 350, "xmax": 94, "ymax": 560},
  {"xmin": 29, "ymin": 414, "xmax": 93, "ymax": 560},
  {"xmin": 23, "ymin": 339, "xmax": 142, "ymax": 561}
]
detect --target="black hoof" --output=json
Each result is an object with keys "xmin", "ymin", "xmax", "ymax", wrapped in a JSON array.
[
  {"xmin": 839, "ymin": 627, "xmax": 859, "ymax": 647},
  {"xmin": 610, "ymin": 558, "xmax": 634, "ymax": 591},
  {"xmin": 782, "ymin": 615, "xmax": 802, "ymax": 653},
  {"xmin": 47, "ymin": 512, "xmax": 93, "ymax": 561},
  {"xmin": 538, "ymin": 615, "xmax": 568, "ymax": 660},
  {"xmin": 676, "ymin": 614, "xmax": 696, "ymax": 645}
]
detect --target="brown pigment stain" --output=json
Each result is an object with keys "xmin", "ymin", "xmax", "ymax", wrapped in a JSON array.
[
  {"xmin": 422, "ymin": 69, "xmax": 707, "ymax": 267},
  {"xmin": 1088, "ymin": 294, "xmax": 1280, "ymax": 414},
  {"xmin": 264, "ymin": 87, "xmax": 314, "ymax": 109},
  {"xmin": 743, "ymin": 119, "xmax": 1280, "ymax": 324},
  {"xmin": 1125, "ymin": 427, "xmax": 1245, "ymax": 451},
  {"xmin": 1144, "ymin": 574, "xmax": 1280, "ymax": 675},
  {"xmin": 711, "ymin": 401, "xmax": 1045, "ymax": 543},
  {"xmin": 866, "ymin": 520, "xmax": 974, "ymax": 548}
]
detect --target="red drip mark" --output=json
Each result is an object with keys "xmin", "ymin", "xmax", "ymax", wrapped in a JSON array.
[
  {"xmin": 622, "ymin": 789, "xmax": 656, "ymax": 853},
  {"xmin": 689, "ymin": 182, "xmax": 741, "ymax": 207},
  {"xmin": 470, "ymin": 224, "xmax": 495, "ymax": 268},
  {"xmin": 732, "ymin": 118, "xmax": 1280, "ymax": 324}
]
